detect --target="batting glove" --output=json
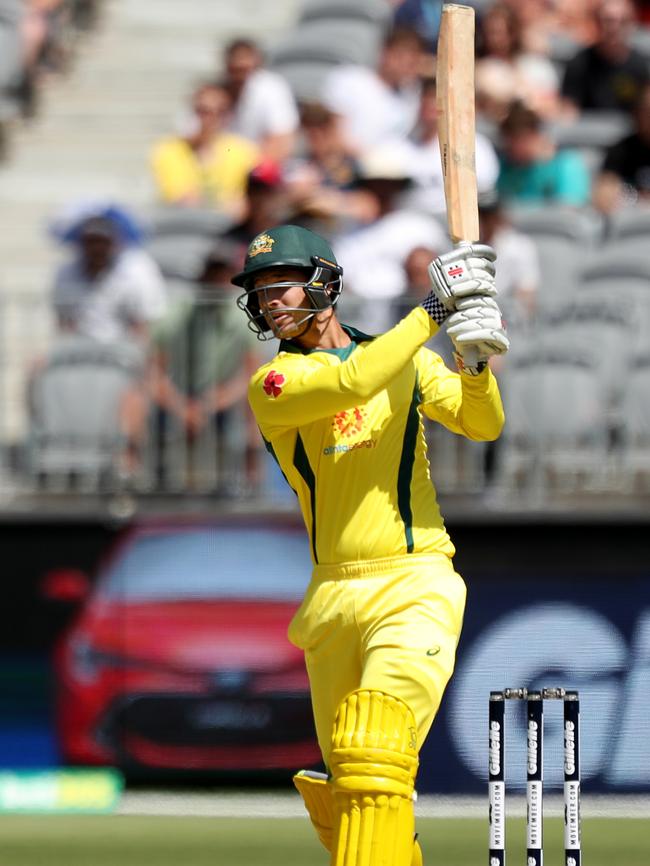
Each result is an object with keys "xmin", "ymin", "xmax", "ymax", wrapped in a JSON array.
[
  {"xmin": 446, "ymin": 295, "xmax": 509, "ymax": 376},
  {"xmin": 421, "ymin": 243, "xmax": 497, "ymax": 326}
]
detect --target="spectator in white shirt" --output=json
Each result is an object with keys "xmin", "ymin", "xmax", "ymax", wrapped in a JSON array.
[
  {"xmin": 333, "ymin": 143, "xmax": 449, "ymax": 333},
  {"xmin": 404, "ymin": 76, "xmax": 500, "ymax": 217},
  {"xmin": 52, "ymin": 215, "xmax": 168, "ymax": 345},
  {"xmin": 222, "ymin": 38, "xmax": 299, "ymax": 163},
  {"xmin": 321, "ymin": 27, "xmax": 427, "ymax": 154}
]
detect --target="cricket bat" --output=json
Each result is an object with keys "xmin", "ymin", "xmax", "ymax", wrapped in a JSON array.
[
  {"xmin": 436, "ymin": 3, "xmax": 479, "ymax": 245},
  {"xmin": 436, "ymin": 3, "xmax": 480, "ymax": 366}
]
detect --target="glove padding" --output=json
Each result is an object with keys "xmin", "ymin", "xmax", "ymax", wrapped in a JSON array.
[
  {"xmin": 423, "ymin": 243, "xmax": 497, "ymax": 323},
  {"xmin": 446, "ymin": 295, "xmax": 509, "ymax": 375}
]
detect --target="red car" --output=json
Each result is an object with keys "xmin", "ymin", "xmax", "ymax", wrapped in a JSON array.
[{"xmin": 44, "ymin": 516, "xmax": 321, "ymax": 777}]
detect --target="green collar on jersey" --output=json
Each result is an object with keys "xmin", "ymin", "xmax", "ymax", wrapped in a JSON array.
[{"xmin": 279, "ymin": 324, "xmax": 374, "ymax": 360}]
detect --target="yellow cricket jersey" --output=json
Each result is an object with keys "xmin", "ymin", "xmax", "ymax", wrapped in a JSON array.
[{"xmin": 248, "ymin": 306, "xmax": 505, "ymax": 565}]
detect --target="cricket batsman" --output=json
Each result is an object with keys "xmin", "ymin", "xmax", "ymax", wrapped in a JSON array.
[{"xmin": 233, "ymin": 224, "xmax": 508, "ymax": 866}]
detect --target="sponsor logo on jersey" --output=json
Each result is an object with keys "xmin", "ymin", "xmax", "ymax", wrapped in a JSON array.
[
  {"xmin": 323, "ymin": 407, "xmax": 376, "ymax": 455},
  {"xmin": 248, "ymin": 233, "xmax": 275, "ymax": 258},
  {"xmin": 262, "ymin": 369, "xmax": 285, "ymax": 398},
  {"xmin": 332, "ymin": 407, "xmax": 366, "ymax": 438}
]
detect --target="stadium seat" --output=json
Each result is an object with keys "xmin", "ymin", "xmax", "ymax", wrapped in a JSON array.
[
  {"xmin": 146, "ymin": 234, "xmax": 217, "ymax": 281},
  {"xmin": 269, "ymin": 18, "xmax": 383, "ymax": 68},
  {"xmin": 507, "ymin": 207, "xmax": 602, "ymax": 310},
  {"xmin": 146, "ymin": 206, "xmax": 233, "ymax": 239},
  {"xmin": 497, "ymin": 350, "xmax": 610, "ymax": 494},
  {"xmin": 534, "ymin": 297, "xmax": 635, "ymax": 434},
  {"xmin": 298, "ymin": 0, "xmax": 391, "ymax": 27},
  {"xmin": 271, "ymin": 59, "xmax": 339, "ymax": 104},
  {"xmin": 550, "ymin": 111, "xmax": 632, "ymax": 150},
  {"xmin": 620, "ymin": 356, "xmax": 650, "ymax": 490},
  {"xmin": 630, "ymin": 26, "xmax": 650, "ymax": 61},
  {"xmin": 0, "ymin": 1, "xmax": 22, "ymax": 122},
  {"xmin": 603, "ymin": 207, "xmax": 650, "ymax": 256},
  {"xmin": 27, "ymin": 335, "xmax": 145, "ymax": 489},
  {"xmin": 145, "ymin": 207, "xmax": 234, "ymax": 281},
  {"xmin": 576, "ymin": 252, "xmax": 650, "ymax": 357}
]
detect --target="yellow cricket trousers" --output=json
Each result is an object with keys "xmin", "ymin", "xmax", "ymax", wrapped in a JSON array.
[{"xmin": 287, "ymin": 553, "xmax": 467, "ymax": 767}]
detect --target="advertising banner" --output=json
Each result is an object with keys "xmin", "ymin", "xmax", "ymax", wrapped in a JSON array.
[{"xmin": 419, "ymin": 572, "xmax": 650, "ymax": 793}]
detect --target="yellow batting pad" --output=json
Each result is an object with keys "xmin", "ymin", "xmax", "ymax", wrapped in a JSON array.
[
  {"xmin": 329, "ymin": 690, "xmax": 419, "ymax": 866},
  {"xmin": 293, "ymin": 770, "xmax": 334, "ymax": 851}
]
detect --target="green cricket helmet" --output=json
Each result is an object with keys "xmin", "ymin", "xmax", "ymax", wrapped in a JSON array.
[{"xmin": 232, "ymin": 224, "xmax": 343, "ymax": 339}]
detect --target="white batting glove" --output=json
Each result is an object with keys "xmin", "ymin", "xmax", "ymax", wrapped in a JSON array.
[
  {"xmin": 446, "ymin": 295, "xmax": 509, "ymax": 376},
  {"xmin": 421, "ymin": 243, "xmax": 497, "ymax": 325}
]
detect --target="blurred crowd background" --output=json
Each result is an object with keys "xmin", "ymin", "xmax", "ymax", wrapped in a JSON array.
[{"xmin": 1, "ymin": 0, "xmax": 650, "ymax": 509}]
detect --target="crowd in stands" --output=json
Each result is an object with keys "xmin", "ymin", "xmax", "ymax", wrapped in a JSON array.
[
  {"xmin": 0, "ymin": 1, "xmax": 101, "ymax": 156},
  {"xmin": 21, "ymin": 0, "xmax": 650, "ymax": 497}
]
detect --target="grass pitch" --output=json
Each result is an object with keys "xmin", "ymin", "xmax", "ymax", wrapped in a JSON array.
[{"xmin": 0, "ymin": 815, "xmax": 647, "ymax": 865}]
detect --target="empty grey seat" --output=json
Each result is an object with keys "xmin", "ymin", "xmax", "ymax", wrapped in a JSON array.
[
  {"xmin": 620, "ymin": 356, "xmax": 650, "ymax": 488},
  {"xmin": 546, "ymin": 31, "xmax": 581, "ymax": 65},
  {"xmin": 498, "ymin": 350, "xmax": 609, "ymax": 493},
  {"xmin": 630, "ymin": 26, "xmax": 650, "ymax": 61},
  {"xmin": 147, "ymin": 206, "xmax": 233, "ymax": 239},
  {"xmin": 147, "ymin": 234, "xmax": 217, "ymax": 281},
  {"xmin": 0, "ymin": 2, "xmax": 21, "ymax": 120},
  {"xmin": 551, "ymin": 111, "xmax": 632, "ymax": 150},
  {"xmin": 145, "ymin": 207, "xmax": 234, "ymax": 280},
  {"xmin": 507, "ymin": 206, "xmax": 602, "ymax": 308},
  {"xmin": 27, "ymin": 336, "xmax": 145, "ymax": 485},
  {"xmin": 535, "ymin": 296, "xmax": 635, "ymax": 417},
  {"xmin": 299, "ymin": 0, "xmax": 391, "ymax": 26},
  {"xmin": 604, "ymin": 207, "xmax": 650, "ymax": 256},
  {"xmin": 270, "ymin": 19, "xmax": 383, "ymax": 68},
  {"xmin": 272, "ymin": 59, "xmax": 338, "ymax": 104},
  {"xmin": 577, "ymin": 253, "xmax": 650, "ymax": 358}
]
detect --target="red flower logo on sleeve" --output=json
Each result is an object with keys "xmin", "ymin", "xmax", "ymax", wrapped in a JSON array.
[{"xmin": 263, "ymin": 369, "xmax": 285, "ymax": 398}]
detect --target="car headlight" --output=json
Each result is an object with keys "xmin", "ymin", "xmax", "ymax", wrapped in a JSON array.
[{"xmin": 68, "ymin": 638, "xmax": 125, "ymax": 684}]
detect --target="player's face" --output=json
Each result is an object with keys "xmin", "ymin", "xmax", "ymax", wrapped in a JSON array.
[{"xmin": 253, "ymin": 267, "xmax": 314, "ymax": 338}]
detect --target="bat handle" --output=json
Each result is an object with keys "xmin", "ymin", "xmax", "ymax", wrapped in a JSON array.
[{"xmin": 461, "ymin": 346, "xmax": 480, "ymax": 369}]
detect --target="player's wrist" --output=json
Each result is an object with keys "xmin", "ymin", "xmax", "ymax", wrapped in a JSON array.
[
  {"xmin": 453, "ymin": 351, "xmax": 488, "ymax": 376},
  {"xmin": 420, "ymin": 292, "xmax": 451, "ymax": 325}
]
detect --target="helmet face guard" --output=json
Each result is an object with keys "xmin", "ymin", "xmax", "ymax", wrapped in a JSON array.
[{"xmin": 236, "ymin": 255, "xmax": 343, "ymax": 340}]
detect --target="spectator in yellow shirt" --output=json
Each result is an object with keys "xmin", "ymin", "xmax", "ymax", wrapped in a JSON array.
[{"xmin": 151, "ymin": 81, "xmax": 259, "ymax": 216}]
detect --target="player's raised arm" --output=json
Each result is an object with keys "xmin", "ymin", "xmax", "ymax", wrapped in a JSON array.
[{"xmin": 234, "ymin": 225, "xmax": 506, "ymax": 432}]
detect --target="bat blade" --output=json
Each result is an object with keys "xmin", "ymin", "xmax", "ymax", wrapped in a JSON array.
[{"xmin": 437, "ymin": 4, "xmax": 479, "ymax": 244}]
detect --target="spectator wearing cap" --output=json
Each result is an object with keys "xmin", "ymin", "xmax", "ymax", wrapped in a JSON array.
[
  {"xmin": 404, "ymin": 76, "xmax": 499, "ymax": 217},
  {"xmin": 285, "ymin": 102, "xmax": 379, "ymax": 230},
  {"xmin": 593, "ymin": 81, "xmax": 650, "ymax": 210},
  {"xmin": 321, "ymin": 27, "xmax": 427, "ymax": 154},
  {"xmin": 496, "ymin": 101, "xmax": 591, "ymax": 206},
  {"xmin": 51, "ymin": 212, "xmax": 167, "ymax": 344},
  {"xmin": 223, "ymin": 160, "xmax": 291, "ymax": 265},
  {"xmin": 222, "ymin": 38, "xmax": 299, "ymax": 164},
  {"xmin": 150, "ymin": 242, "xmax": 261, "ymax": 492},
  {"xmin": 561, "ymin": 0, "xmax": 650, "ymax": 115},
  {"xmin": 332, "ymin": 143, "xmax": 449, "ymax": 333},
  {"xmin": 151, "ymin": 80, "xmax": 259, "ymax": 216}
]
